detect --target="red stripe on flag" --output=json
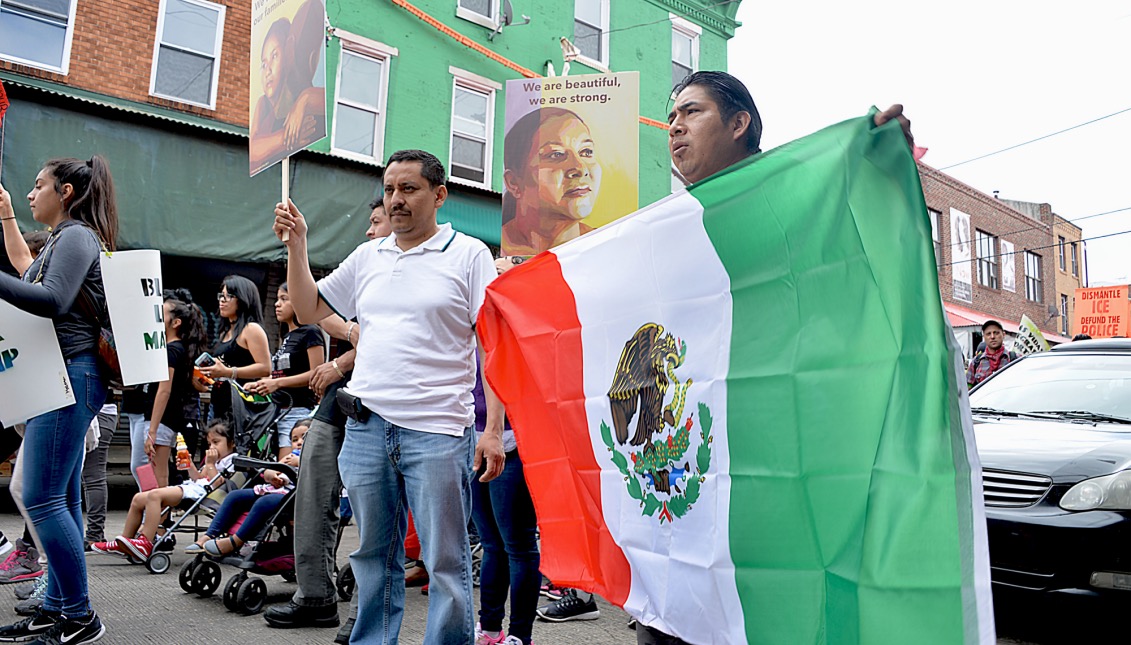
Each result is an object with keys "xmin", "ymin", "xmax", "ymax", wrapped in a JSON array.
[{"xmin": 477, "ymin": 252, "xmax": 631, "ymax": 606}]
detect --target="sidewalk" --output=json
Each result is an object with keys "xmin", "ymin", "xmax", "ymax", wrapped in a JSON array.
[{"xmin": 0, "ymin": 510, "xmax": 636, "ymax": 645}]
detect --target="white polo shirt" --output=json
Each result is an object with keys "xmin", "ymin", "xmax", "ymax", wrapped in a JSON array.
[{"xmin": 316, "ymin": 223, "xmax": 496, "ymax": 436}]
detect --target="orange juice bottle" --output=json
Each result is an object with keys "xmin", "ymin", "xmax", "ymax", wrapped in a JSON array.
[{"xmin": 175, "ymin": 433, "xmax": 191, "ymax": 470}]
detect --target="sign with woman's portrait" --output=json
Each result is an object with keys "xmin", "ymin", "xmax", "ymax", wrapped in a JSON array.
[
  {"xmin": 501, "ymin": 72, "xmax": 639, "ymax": 257},
  {"xmin": 249, "ymin": 0, "xmax": 328, "ymax": 176}
]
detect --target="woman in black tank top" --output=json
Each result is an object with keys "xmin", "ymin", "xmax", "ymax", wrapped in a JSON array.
[{"xmin": 198, "ymin": 275, "xmax": 271, "ymax": 422}]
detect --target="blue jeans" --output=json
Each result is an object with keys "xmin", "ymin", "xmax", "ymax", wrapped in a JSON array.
[
  {"xmin": 206, "ymin": 488, "xmax": 287, "ymax": 541},
  {"xmin": 471, "ymin": 450, "xmax": 540, "ymax": 644},
  {"xmin": 339, "ymin": 413, "xmax": 475, "ymax": 645},
  {"xmin": 22, "ymin": 352, "xmax": 106, "ymax": 617}
]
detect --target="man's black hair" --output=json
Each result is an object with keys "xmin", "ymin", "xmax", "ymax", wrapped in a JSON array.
[
  {"xmin": 982, "ymin": 320, "xmax": 1005, "ymax": 333},
  {"xmin": 672, "ymin": 71, "xmax": 764, "ymax": 154},
  {"xmin": 368, "ymin": 197, "xmax": 384, "ymax": 211},
  {"xmin": 385, "ymin": 149, "xmax": 446, "ymax": 189},
  {"xmin": 1072, "ymin": 333, "xmax": 1092, "ymax": 341}
]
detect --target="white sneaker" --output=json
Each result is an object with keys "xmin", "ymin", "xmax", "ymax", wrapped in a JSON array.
[{"xmin": 503, "ymin": 637, "xmax": 528, "ymax": 645}]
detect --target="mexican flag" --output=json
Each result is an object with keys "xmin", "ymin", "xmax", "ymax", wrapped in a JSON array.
[{"xmin": 477, "ymin": 114, "xmax": 995, "ymax": 644}]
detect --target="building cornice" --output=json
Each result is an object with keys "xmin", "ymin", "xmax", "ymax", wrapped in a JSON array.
[{"xmin": 643, "ymin": 0, "xmax": 740, "ymax": 38}]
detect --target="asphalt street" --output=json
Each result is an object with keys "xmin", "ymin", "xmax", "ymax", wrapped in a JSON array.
[{"xmin": 0, "ymin": 504, "xmax": 1123, "ymax": 644}]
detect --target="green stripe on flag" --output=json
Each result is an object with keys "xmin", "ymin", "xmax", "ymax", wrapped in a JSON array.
[{"xmin": 692, "ymin": 115, "xmax": 975, "ymax": 644}]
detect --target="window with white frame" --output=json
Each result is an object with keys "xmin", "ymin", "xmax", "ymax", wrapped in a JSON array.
[
  {"xmin": 928, "ymin": 209, "xmax": 941, "ymax": 267},
  {"xmin": 150, "ymin": 0, "xmax": 225, "ymax": 108},
  {"xmin": 0, "ymin": 0, "xmax": 76, "ymax": 73},
  {"xmin": 456, "ymin": 0, "xmax": 496, "ymax": 27},
  {"xmin": 1058, "ymin": 235, "xmax": 1066, "ymax": 270},
  {"xmin": 671, "ymin": 18, "xmax": 698, "ymax": 88},
  {"xmin": 333, "ymin": 48, "xmax": 389, "ymax": 160},
  {"xmin": 1025, "ymin": 251, "xmax": 1042, "ymax": 303},
  {"xmin": 1070, "ymin": 242, "xmax": 1078, "ymax": 276},
  {"xmin": 1061, "ymin": 293, "xmax": 1069, "ymax": 335},
  {"xmin": 574, "ymin": 0, "xmax": 609, "ymax": 65},
  {"xmin": 449, "ymin": 72, "xmax": 495, "ymax": 187},
  {"xmin": 975, "ymin": 229, "xmax": 998, "ymax": 289}
]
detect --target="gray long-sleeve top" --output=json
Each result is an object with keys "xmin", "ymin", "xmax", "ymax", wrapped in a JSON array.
[{"xmin": 0, "ymin": 219, "xmax": 106, "ymax": 358}]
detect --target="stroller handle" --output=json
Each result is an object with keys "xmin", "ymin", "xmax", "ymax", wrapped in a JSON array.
[{"xmin": 231, "ymin": 455, "xmax": 298, "ymax": 481}]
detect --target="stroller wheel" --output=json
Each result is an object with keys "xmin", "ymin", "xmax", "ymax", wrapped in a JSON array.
[
  {"xmin": 178, "ymin": 559, "xmax": 199, "ymax": 594},
  {"xmin": 223, "ymin": 575, "xmax": 244, "ymax": 612},
  {"xmin": 237, "ymin": 577, "xmax": 267, "ymax": 615},
  {"xmin": 471, "ymin": 542, "xmax": 483, "ymax": 588},
  {"xmin": 193, "ymin": 561, "xmax": 222, "ymax": 598},
  {"xmin": 147, "ymin": 552, "xmax": 171, "ymax": 575},
  {"xmin": 336, "ymin": 562, "xmax": 355, "ymax": 602}
]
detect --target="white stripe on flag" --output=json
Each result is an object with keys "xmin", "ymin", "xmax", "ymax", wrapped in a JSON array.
[{"xmin": 555, "ymin": 191, "xmax": 747, "ymax": 644}]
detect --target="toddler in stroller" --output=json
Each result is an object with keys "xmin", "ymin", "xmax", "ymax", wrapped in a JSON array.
[
  {"xmin": 186, "ymin": 420, "xmax": 307, "ymax": 557},
  {"xmin": 91, "ymin": 420, "xmax": 236, "ymax": 562}
]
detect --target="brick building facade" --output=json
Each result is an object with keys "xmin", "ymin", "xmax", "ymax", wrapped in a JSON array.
[
  {"xmin": 918, "ymin": 164, "xmax": 1069, "ymax": 356},
  {"xmin": 1, "ymin": 0, "xmax": 249, "ymax": 126}
]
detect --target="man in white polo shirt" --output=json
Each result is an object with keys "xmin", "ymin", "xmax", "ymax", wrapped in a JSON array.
[{"xmin": 273, "ymin": 148, "xmax": 506, "ymax": 645}]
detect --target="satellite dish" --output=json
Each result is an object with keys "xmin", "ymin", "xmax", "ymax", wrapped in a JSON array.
[{"xmin": 487, "ymin": 0, "xmax": 530, "ymax": 41}]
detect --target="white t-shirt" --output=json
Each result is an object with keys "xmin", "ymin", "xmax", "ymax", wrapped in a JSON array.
[{"xmin": 317, "ymin": 223, "xmax": 496, "ymax": 436}]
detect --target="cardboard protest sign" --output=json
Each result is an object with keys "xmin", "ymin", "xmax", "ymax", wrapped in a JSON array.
[
  {"xmin": 1073, "ymin": 285, "xmax": 1130, "ymax": 338},
  {"xmin": 0, "ymin": 300, "xmax": 74, "ymax": 426},
  {"xmin": 249, "ymin": 0, "xmax": 327, "ymax": 177},
  {"xmin": 1015, "ymin": 314, "xmax": 1050, "ymax": 355},
  {"xmin": 501, "ymin": 72, "xmax": 639, "ymax": 256},
  {"xmin": 101, "ymin": 251, "xmax": 169, "ymax": 386}
]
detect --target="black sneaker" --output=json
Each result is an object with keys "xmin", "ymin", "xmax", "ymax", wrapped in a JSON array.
[
  {"xmin": 0, "ymin": 610, "xmax": 61, "ymax": 642},
  {"xmin": 263, "ymin": 601, "xmax": 339, "ymax": 629},
  {"xmin": 30, "ymin": 612, "xmax": 104, "ymax": 645},
  {"xmin": 334, "ymin": 617, "xmax": 354, "ymax": 645},
  {"xmin": 154, "ymin": 533, "xmax": 176, "ymax": 553},
  {"xmin": 535, "ymin": 589, "xmax": 600, "ymax": 622}
]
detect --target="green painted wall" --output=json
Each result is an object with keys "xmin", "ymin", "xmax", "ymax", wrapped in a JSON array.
[{"xmin": 317, "ymin": 0, "xmax": 739, "ymax": 207}]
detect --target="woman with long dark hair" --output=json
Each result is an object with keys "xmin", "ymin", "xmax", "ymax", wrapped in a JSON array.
[
  {"xmin": 0, "ymin": 156, "xmax": 118, "ymax": 643},
  {"xmin": 198, "ymin": 275, "xmax": 271, "ymax": 423}
]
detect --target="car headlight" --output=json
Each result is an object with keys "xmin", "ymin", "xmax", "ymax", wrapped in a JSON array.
[{"xmin": 1060, "ymin": 470, "xmax": 1131, "ymax": 511}]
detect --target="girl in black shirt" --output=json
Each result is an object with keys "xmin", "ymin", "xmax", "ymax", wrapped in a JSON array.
[{"xmin": 248, "ymin": 283, "xmax": 325, "ymax": 457}]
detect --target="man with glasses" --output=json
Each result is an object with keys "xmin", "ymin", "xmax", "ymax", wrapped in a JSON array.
[{"xmin": 967, "ymin": 320, "xmax": 1018, "ymax": 388}]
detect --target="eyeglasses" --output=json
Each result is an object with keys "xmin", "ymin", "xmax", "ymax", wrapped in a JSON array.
[{"xmin": 217, "ymin": 293, "xmax": 233, "ymax": 302}]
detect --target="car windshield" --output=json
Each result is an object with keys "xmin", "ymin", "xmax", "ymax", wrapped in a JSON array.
[{"xmin": 969, "ymin": 353, "xmax": 1131, "ymax": 423}]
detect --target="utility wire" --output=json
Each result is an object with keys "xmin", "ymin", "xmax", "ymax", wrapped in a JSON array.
[
  {"xmin": 940, "ymin": 228, "xmax": 1131, "ymax": 268},
  {"xmin": 939, "ymin": 106, "xmax": 1131, "ymax": 170},
  {"xmin": 573, "ymin": 0, "xmax": 741, "ymax": 41},
  {"xmin": 941, "ymin": 205, "xmax": 1131, "ymax": 249}
]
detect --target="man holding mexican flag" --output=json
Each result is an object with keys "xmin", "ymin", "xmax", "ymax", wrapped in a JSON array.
[{"xmin": 477, "ymin": 71, "xmax": 995, "ymax": 645}]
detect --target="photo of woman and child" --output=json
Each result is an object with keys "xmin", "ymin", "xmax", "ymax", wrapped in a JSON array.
[{"xmin": 248, "ymin": 0, "xmax": 327, "ymax": 176}]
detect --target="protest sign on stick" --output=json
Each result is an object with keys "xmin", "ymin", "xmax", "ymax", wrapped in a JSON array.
[
  {"xmin": 250, "ymin": 0, "xmax": 328, "ymax": 240},
  {"xmin": 1015, "ymin": 314, "xmax": 1051, "ymax": 355},
  {"xmin": 101, "ymin": 250, "xmax": 169, "ymax": 386},
  {"xmin": 501, "ymin": 72, "xmax": 639, "ymax": 256},
  {"xmin": 0, "ymin": 300, "xmax": 74, "ymax": 426}
]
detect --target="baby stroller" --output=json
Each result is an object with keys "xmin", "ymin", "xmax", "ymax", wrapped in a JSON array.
[
  {"xmin": 177, "ymin": 455, "xmax": 299, "ymax": 615},
  {"xmin": 142, "ymin": 383, "xmax": 288, "ymax": 575}
]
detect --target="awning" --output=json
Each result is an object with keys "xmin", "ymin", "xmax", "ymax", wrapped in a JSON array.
[
  {"xmin": 942, "ymin": 302, "xmax": 1071, "ymax": 344},
  {"xmin": 0, "ymin": 82, "xmax": 502, "ymax": 267}
]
